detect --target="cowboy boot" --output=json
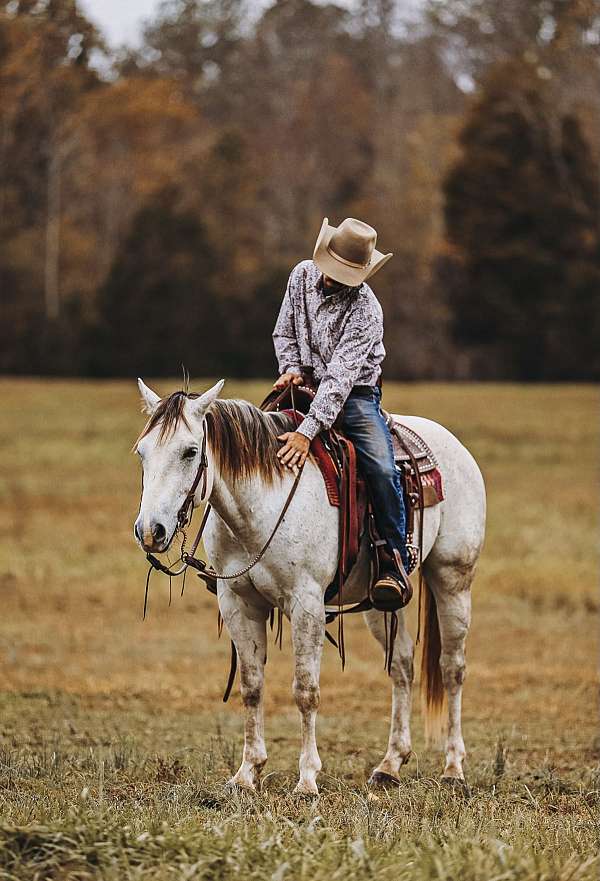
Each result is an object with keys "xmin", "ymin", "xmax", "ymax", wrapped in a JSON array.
[{"xmin": 370, "ymin": 547, "xmax": 413, "ymax": 613}]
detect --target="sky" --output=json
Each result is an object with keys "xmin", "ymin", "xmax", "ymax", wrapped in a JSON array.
[
  {"xmin": 79, "ymin": 0, "xmax": 426, "ymax": 47},
  {"xmin": 79, "ymin": 0, "xmax": 164, "ymax": 46}
]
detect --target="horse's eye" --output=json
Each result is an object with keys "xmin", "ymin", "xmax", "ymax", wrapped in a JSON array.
[{"xmin": 182, "ymin": 447, "xmax": 198, "ymax": 460}]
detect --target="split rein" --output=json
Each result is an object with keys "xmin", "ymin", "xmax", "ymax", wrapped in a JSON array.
[{"xmin": 143, "ymin": 410, "xmax": 305, "ymax": 620}]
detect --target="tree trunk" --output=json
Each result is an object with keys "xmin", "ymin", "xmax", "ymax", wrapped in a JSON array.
[{"xmin": 45, "ymin": 139, "xmax": 61, "ymax": 320}]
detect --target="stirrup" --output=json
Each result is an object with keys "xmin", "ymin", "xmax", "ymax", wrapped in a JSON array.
[{"xmin": 371, "ymin": 570, "xmax": 412, "ymax": 612}]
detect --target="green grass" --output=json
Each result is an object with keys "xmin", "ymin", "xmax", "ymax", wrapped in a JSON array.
[
  {"xmin": 0, "ymin": 379, "xmax": 597, "ymax": 879},
  {"xmin": 0, "ymin": 694, "xmax": 598, "ymax": 881}
]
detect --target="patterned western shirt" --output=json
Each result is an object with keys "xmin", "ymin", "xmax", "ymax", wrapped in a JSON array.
[{"xmin": 272, "ymin": 259, "xmax": 386, "ymax": 440}]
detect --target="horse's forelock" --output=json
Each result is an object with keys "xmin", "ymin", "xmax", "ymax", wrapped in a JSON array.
[{"xmin": 134, "ymin": 390, "xmax": 194, "ymax": 450}]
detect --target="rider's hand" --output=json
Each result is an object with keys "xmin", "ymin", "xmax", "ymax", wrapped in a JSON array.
[
  {"xmin": 277, "ymin": 431, "xmax": 310, "ymax": 472},
  {"xmin": 273, "ymin": 372, "xmax": 303, "ymax": 390}
]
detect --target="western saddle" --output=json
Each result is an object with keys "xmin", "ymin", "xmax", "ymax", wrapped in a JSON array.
[{"xmin": 261, "ymin": 383, "xmax": 444, "ymax": 619}]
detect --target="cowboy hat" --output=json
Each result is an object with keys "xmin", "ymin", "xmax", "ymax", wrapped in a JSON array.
[{"xmin": 313, "ymin": 217, "xmax": 393, "ymax": 286}]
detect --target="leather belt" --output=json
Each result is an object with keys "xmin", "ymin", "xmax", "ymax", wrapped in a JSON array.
[
  {"xmin": 349, "ymin": 384, "xmax": 377, "ymax": 397},
  {"xmin": 299, "ymin": 367, "xmax": 379, "ymax": 399},
  {"xmin": 300, "ymin": 364, "xmax": 382, "ymax": 394}
]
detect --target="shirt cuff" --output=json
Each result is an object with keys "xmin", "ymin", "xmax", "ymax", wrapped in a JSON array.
[
  {"xmin": 284, "ymin": 366, "xmax": 303, "ymax": 376},
  {"xmin": 296, "ymin": 415, "xmax": 321, "ymax": 441}
]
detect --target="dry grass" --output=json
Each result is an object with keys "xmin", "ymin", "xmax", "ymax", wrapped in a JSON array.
[{"xmin": 0, "ymin": 378, "xmax": 597, "ymax": 879}]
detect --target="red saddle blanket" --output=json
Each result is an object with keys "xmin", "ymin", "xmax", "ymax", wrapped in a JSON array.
[
  {"xmin": 279, "ymin": 409, "xmax": 341, "ymax": 506},
  {"xmin": 282, "ymin": 410, "xmax": 367, "ymax": 578}
]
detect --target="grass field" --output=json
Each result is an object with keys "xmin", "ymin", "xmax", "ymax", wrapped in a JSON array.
[{"xmin": 0, "ymin": 379, "xmax": 598, "ymax": 880}]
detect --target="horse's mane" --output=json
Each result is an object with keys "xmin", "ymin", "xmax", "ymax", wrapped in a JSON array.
[{"xmin": 135, "ymin": 391, "xmax": 293, "ymax": 485}]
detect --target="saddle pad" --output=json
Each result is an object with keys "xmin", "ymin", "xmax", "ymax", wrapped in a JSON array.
[
  {"xmin": 281, "ymin": 409, "xmax": 366, "ymax": 592},
  {"xmin": 310, "ymin": 435, "xmax": 341, "ymax": 507},
  {"xmin": 278, "ymin": 409, "xmax": 341, "ymax": 506}
]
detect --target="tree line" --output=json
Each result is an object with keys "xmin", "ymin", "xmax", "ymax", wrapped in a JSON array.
[{"xmin": 1, "ymin": 0, "xmax": 599, "ymax": 380}]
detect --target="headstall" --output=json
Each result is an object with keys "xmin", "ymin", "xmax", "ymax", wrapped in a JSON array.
[{"xmin": 143, "ymin": 415, "xmax": 304, "ymax": 618}]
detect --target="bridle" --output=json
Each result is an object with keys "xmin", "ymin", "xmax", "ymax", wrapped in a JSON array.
[
  {"xmin": 142, "ymin": 411, "xmax": 304, "ymax": 617},
  {"xmin": 177, "ymin": 431, "xmax": 209, "ymax": 530},
  {"xmin": 143, "ymin": 429, "xmax": 210, "ymax": 583}
]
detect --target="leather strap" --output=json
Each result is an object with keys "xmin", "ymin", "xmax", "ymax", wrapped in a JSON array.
[
  {"xmin": 177, "ymin": 432, "xmax": 209, "ymax": 529},
  {"xmin": 222, "ymin": 639, "xmax": 238, "ymax": 703},
  {"xmin": 183, "ymin": 463, "xmax": 304, "ymax": 583},
  {"xmin": 389, "ymin": 423, "xmax": 426, "ymax": 644}
]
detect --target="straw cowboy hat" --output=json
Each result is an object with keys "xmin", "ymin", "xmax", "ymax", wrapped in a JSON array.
[{"xmin": 313, "ymin": 217, "xmax": 393, "ymax": 287}]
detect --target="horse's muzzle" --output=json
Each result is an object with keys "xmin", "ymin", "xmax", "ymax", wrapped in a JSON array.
[{"xmin": 134, "ymin": 517, "xmax": 170, "ymax": 553}]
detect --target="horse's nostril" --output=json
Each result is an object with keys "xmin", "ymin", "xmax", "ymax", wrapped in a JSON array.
[
  {"xmin": 152, "ymin": 522, "xmax": 166, "ymax": 542},
  {"xmin": 134, "ymin": 521, "xmax": 142, "ymax": 542}
]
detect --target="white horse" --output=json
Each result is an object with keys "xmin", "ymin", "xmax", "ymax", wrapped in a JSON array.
[{"xmin": 134, "ymin": 379, "xmax": 486, "ymax": 795}]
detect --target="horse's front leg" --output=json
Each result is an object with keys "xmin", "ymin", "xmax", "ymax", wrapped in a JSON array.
[
  {"xmin": 290, "ymin": 589, "xmax": 325, "ymax": 795},
  {"xmin": 219, "ymin": 589, "xmax": 269, "ymax": 791}
]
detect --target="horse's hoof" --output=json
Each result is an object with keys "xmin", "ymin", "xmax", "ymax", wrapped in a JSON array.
[
  {"xmin": 368, "ymin": 771, "xmax": 401, "ymax": 788},
  {"xmin": 293, "ymin": 783, "xmax": 319, "ymax": 798},
  {"xmin": 225, "ymin": 777, "xmax": 257, "ymax": 794},
  {"xmin": 441, "ymin": 776, "xmax": 471, "ymax": 797}
]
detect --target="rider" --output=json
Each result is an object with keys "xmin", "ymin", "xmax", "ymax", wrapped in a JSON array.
[{"xmin": 273, "ymin": 217, "xmax": 412, "ymax": 610}]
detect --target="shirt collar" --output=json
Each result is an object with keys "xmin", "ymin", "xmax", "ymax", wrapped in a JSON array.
[{"xmin": 317, "ymin": 273, "xmax": 359, "ymax": 300}]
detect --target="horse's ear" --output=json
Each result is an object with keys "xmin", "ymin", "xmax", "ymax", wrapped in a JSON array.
[
  {"xmin": 138, "ymin": 378, "xmax": 161, "ymax": 415},
  {"xmin": 188, "ymin": 379, "xmax": 225, "ymax": 419}
]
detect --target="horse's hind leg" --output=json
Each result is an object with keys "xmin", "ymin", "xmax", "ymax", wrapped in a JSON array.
[
  {"xmin": 364, "ymin": 608, "xmax": 414, "ymax": 785},
  {"xmin": 220, "ymin": 593, "xmax": 269, "ymax": 791},
  {"xmin": 290, "ymin": 589, "xmax": 325, "ymax": 795},
  {"xmin": 424, "ymin": 561, "xmax": 473, "ymax": 782}
]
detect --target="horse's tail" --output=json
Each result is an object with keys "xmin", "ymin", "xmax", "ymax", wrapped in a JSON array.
[{"xmin": 420, "ymin": 579, "xmax": 446, "ymax": 745}]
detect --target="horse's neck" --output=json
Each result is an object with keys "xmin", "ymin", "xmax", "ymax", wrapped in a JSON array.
[
  {"xmin": 208, "ymin": 471, "xmax": 249, "ymax": 535},
  {"xmin": 208, "ymin": 464, "xmax": 290, "ymax": 544}
]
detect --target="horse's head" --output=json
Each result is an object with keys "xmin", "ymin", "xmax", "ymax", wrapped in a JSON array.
[{"xmin": 133, "ymin": 378, "xmax": 224, "ymax": 553}]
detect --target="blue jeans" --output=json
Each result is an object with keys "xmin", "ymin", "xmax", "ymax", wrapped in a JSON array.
[{"xmin": 341, "ymin": 385, "xmax": 409, "ymax": 569}]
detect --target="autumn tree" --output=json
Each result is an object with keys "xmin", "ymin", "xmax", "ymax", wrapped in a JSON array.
[
  {"xmin": 63, "ymin": 76, "xmax": 198, "ymax": 309},
  {"xmin": 94, "ymin": 188, "xmax": 224, "ymax": 376},
  {"xmin": 2, "ymin": 0, "xmax": 600, "ymax": 379},
  {"xmin": 442, "ymin": 59, "xmax": 600, "ymax": 380},
  {"xmin": 122, "ymin": 0, "xmax": 247, "ymax": 124},
  {"xmin": 0, "ymin": 0, "xmax": 103, "ymax": 320}
]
